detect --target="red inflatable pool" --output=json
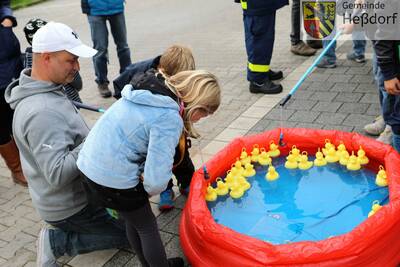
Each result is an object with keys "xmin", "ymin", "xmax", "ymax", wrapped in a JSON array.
[{"xmin": 180, "ymin": 128, "xmax": 400, "ymax": 267}]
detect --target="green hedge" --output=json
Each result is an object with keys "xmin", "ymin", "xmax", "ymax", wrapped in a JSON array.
[{"xmin": 11, "ymin": 0, "xmax": 47, "ymax": 10}]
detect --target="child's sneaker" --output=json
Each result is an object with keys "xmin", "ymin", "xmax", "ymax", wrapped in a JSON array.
[
  {"xmin": 364, "ymin": 116, "xmax": 386, "ymax": 136},
  {"xmin": 376, "ymin": 125, "xmax": 392, "ymax": 145},
  {"xmin": 347, "ymin": 52, "xmax": 366, "ymax": 63},
  {"xmin": 179, "ymin": 186, "xmax": 190, "ymax": 197},
  {"xmin": 316, "ymin": 58, "xmax": 336, "ymax": 68},
  {"xmin": 37, "ymin": 228, "xmax": 59, "ymax": 267},
  {"xmin": 159, "ymin": 188, "xmax": 175, "ymax": 211}
]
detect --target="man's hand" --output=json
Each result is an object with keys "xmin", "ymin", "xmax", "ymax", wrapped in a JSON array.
[
  {"xmin": 1, "ymin": 18, "xmax": 13, "ymax": 27},
  {"xmin": 384, "ymin": 78, "xmax": 400, "ymax": 95}
]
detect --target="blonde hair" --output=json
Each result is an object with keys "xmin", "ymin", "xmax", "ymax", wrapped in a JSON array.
[
  {"xmin": 165, "ymin": 70, "xmax": 221, "ymax": 138},
  {"xmin": 159, "ymin": 45, "xmax": 195, "ymax": 76}
]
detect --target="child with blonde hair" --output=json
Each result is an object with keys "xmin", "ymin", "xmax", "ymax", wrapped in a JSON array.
[
  {"xmin": 77, "ymin": 69, "xmax": 220, "ymax": 267},
  {"xmin": 113, "ymin": 44, "xmax": 195, "ymax": 99},
  {"xmin": 114, "ymin": 44, "xmax": 197, "ymax": 211}
]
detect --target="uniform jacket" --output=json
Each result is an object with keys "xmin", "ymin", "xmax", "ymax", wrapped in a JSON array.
[
  {"xmin": 81, "ymin": 0, "xmax": 124, "ymax": 16},
  {"xmin": 0, "ymin": 0, "xmax": 22, "ymax": 89},
  {"xmin": 240, "ymin": 0, "xmax": 289, "ymax": 15},
  {"xmin": 77, "ymin": 70, "xmax": 184, "ymax": 196},
  {"xmin": 5, "ymin": 69, "xmax": 90, "ymax": 221}
]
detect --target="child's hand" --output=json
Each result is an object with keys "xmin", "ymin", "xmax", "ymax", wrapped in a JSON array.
[
  {"xmin": 339, "ymin": 23, "xmax": 354, "ymax": 34},
  {"xmin": 384, "ymin": 78, "xmax": 400, "ymax": 95}
]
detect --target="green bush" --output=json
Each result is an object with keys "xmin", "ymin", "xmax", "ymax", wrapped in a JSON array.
[{"xmin": 11, "ymin": 0, "xmax": 47, "ymax": 10}]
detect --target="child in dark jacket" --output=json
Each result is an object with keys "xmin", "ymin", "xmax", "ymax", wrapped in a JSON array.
[
  {"xmin": 114, "ymin": 45, "xmax": 196, "ymax": 211},
  {"xmin": 23, "ymin": 18, "xmax": 83, "ymax": 103}
]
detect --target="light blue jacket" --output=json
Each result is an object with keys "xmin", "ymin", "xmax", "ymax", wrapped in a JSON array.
[{"xmin": 77, "ymin": 85, "xmax": 183, "ymax": 196}]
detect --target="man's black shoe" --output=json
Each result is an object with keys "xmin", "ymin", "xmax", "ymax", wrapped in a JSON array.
[
  {"xmin": 307, "ymin": 39, "xmax": 323, "ymax": 49},
  {"xmin": 249, "ymin": 80, "xmax": 283, "ymax": 94},
  {"xmin": 168, "ymin": 257, "xmax": 184, "ymax": 267},
  {"xmin": 268, "ymin": 70, "xmax": 283, "ymax": 81}
]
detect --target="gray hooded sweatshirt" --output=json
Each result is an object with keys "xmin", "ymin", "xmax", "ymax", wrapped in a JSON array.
[{"xmin": 5, "ymin": 69, "xmax": 89, "ymax": 221}]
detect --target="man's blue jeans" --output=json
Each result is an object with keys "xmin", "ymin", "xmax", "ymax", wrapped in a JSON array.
[
  {"xmin": 88, "ymin": 12, "xmax": 131, "ymax": 85},
  {"xmin": 47, "ymin": 204, "xmax": 129, "ymax": 258}
]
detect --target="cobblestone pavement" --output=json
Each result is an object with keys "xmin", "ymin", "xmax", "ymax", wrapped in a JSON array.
[{"xmin": 0, "ymin": 0, "xmax": 381, "ymax": 266}]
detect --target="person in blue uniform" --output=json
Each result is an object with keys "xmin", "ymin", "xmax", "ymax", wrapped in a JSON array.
[{"xmin": 237, "ymin": 0, "xmax": 289, "ymax": 94}]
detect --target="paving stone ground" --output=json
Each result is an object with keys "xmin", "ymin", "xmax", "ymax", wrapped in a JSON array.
[{"xmin": 0, "ymin": 0, "xmax": 383, "ymax": 266}]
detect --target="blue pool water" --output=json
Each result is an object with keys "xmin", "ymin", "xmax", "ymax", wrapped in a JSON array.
[{"xmin": 207, "ymin": 157, "xmax": 389, "ymax": 244}]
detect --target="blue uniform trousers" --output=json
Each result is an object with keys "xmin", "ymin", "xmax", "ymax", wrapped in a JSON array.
[{"xmin": 243, "ymin": 12, "xmax": 276, "ymax": 83}]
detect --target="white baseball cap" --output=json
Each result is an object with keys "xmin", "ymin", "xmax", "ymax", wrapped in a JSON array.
[{"xmin": 32, "ymin": 21, "xmax": 97, "ymax": 58}]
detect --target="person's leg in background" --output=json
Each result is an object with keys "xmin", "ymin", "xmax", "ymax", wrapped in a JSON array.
[
  {"xmin": 87, "ymin": 15, "xmax": 112, "ymax": 98},
  {"xmin": 290, "ymin": 0, "xmax": 316, "ymax": 56},
  {"xmin": 347, "ymin": 31, "xmax": 367, "ymax": 63},
  {"xmin": 367, "ymin": 53, "xmax": 393, "ymax": 144},
  {"xmin": 244, "ymin": 12, "xmax": 283, "ymax": 94},
  {"xmin": 108, "ymin": 12, "xmax": 131, "ymax": 74},
  {"xmin": 317, "ymin": 38, "xmax": 337, "ymax": 68},
  {"xmin": 0, "ymin": 93, "xmax": 27, "ymax": 186}
]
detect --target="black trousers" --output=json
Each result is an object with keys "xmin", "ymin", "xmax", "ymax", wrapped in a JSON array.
[{"xmin": 290, "ymin": 0, "xmax": 301, "ymax": 45}]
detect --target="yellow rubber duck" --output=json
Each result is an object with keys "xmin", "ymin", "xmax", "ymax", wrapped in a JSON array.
[
  {"xmin": 224, "ymin": 171, "xmax": 235, "ymax": 188},
  {"xmin": 375, "ymin": 165, "xmax": 388, "ymax": 187},
  {"xmin": 290, "ymin": 145, "xmax": 301, "ymax": 161},
  {"xmin": 215, "ymin": 178, "xmax": 229, "ymax": 196},
  {"xmin": 251, "ymin": 144, "xmax": 260, "ymax": 163},
  {"xmin": 230, "ymin": 185, "xmax": 244, "ymax": 199},
  {"xmin": 266, "ymin": 166, "xmax": 279, "ymax": 181},
  {"xmin": 268, "ymin": 141, "xmax": 280, "ymax": 157},
  {"xmin": 368, "ymin": 200, "xmax": 382, "ymax": 217},
  {"xmin": 357, "ymin": 146, "xmax": 369, "ymax": 165},
  {"xmin": 258, "ymin": 148, "xmax": 272, "ymax": 166},
  {"xmin": 314, "ymin": 148, "xmax": 327, "ymax": 167},
  {"xmin": 243, "ymin": 163, "xmax": 256, "ymax": 177},
  {"xmin": 346, "ymin": 151, "xmax": 361, "ymax": 171},
  {"xmin": 205, "ymin": 184, "xmax": 218, "ymax": 201},
  {"xmin": 339, "ymin": 150, "xmax": 350, "ymax": 166},
  {"xmin": 240, "ymin": 148, "xmax": 252, "ymax": 165},
  {"xmin": 322, "ymin": 139, "xmax": 335, "ymax": 156},
  {"xmin": 232, "ymin": 159, "xmax": 245, "ymax": 176},
  {"xmin": 237, "ymin": 176, "xmax": 251, "ymax": 191},
  {"xmin": 325, "ymin": 147, "xmax": 339, "ymax": 163},
  {"xmin": 285, "ymin": 152, "xmax": 298, "ymax": 169},
  {"xmin": 298, "ymin": 151, "xmax": 313, "ymax": 170},
  {"xmin": 229, "ymin": 167, "xmax": 242, "ymax": 180},
  {"xmin": 336, "ymin": 142, "xmax": 348, "ymax": 157}
]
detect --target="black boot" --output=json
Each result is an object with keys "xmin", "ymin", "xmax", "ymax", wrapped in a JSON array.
[
  {"xmin": 249, "ymin": 79, "xmax": 283, "ymax": 94},
  {"xmin": 268, "ymin": 70, "xmax": 284, "ymax": 80},
  {"xmin": 168, "ymin": 257, "xmax": 184, "ymax": 267}
]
